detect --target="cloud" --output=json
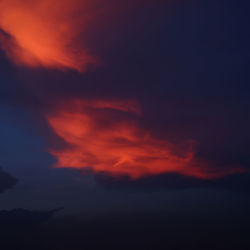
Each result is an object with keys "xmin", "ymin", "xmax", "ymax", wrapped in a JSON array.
[
  {"xmin": 0, "ymin": 207, "xmax": 62, "ymax": 229},
  {"xmin": 45, "ymin": 98, "xmax": 247, "ymax": 180},
  {"xmin": 94, "ymin": 171, "xmax": 250, "ymax": 194},
  {"xmin": 0, "ymin": 0, "xmax": 159, "ymax": 72},
  {"xmin": 0, "ymin": 166, "xmax": 18, "ymax": 193},
  {"xmin": 0, "ymin": 0, "xmax": 99, "ymax": 71}
]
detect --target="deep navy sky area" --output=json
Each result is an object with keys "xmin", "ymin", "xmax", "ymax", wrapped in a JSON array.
[{"xmin": 0, "ymin": 0, "xmax": 250, "ymax": 223}]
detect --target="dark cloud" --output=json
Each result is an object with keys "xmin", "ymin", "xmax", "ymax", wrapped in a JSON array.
[
  {"xmin": 95, "ymin": 172, "xmax": 250, "ymax": 194},
  {"xmin": 0, "ymin": 207, "xmax": 62, "ymax": 229},
  {"xmin": 95, "ymin": 172, "xmax": 212, "ymax": 190},
  {"xmin": 0, "ymin": 166, "xmax": 18, "ymax": 193}
]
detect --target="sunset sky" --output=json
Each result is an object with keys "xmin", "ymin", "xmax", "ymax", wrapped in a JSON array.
[{"xmin": 0, "ymin": 1, "xmax": 250, "ymax": 249}]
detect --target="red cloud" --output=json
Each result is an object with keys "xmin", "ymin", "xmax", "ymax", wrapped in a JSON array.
[
  {"xmin": 45, "ymin": 98, "xmax": 245, "ymax": 180},
  {"xmin": 0, "ymin": 0, "xmax": 164, "ymax": 71},
  {"xmin": 0, "ymin": 0, "xmax": 98, "ymax": 71}
]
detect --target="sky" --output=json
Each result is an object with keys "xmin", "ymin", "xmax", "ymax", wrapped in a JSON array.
[{"xmin": 0, "ymin": 1, "xmax": 250, "ymax": 249}]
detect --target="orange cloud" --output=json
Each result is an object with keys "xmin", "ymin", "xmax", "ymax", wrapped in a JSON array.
[
  {"xmin": 0, "ymin": 0, "xmax": 98, "ymax": 71},
  {"xmin": 0, "ymin": 0, "xmax": 164, "ymax": 71},
  {"xmin": 45, "ymin": 98, "xmax": 245, "ymax": 180}
]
